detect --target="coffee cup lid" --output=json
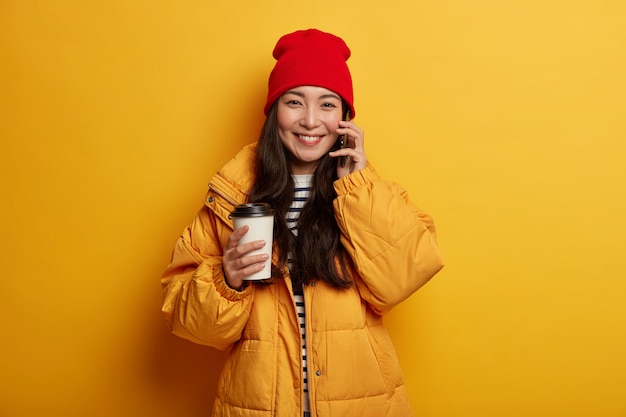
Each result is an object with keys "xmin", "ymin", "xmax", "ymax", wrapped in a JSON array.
[{"xmin": 230, "ymin": 203, "xmax": 275, "ymax": 218}]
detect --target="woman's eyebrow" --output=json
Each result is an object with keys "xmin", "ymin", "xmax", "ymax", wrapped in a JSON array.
[
  {"xmin": 319, "ymin": 93, "xmax": 341, "ymax": 100},
  {"xmin": 284, "ymin": 90, "xmax": 305, "ymax": 97},
  {"xmin": 283, "ymin": 90, "xmax": 341, "ymax": 101}
]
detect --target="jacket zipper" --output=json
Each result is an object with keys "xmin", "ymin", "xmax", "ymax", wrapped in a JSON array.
[{"xmin": 208, "ymin": 183, "xmax": 239, "ymax": 207}]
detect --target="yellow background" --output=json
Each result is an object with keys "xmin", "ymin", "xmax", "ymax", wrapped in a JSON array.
[{"xmin": 1, "ymin": 1, "xmax": 625, "ymax": 416}]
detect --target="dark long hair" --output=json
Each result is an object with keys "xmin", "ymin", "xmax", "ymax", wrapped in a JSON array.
[{"xmin": 247, "ymin": 103, "xmax": 352, "ymax": 288}]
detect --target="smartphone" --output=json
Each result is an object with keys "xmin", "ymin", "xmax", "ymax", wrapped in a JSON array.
[{"xmin": 339, "ymin": 108, "xmax": 351, "ymax": 167}]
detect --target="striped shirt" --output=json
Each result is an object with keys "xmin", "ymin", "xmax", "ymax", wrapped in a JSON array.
[{"xmin": 288, "ymin": 174, "xmax": 313, "ymax": 414}]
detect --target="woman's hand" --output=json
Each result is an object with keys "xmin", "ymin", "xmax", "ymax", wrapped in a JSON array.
[
  {"xmin": 222, "ymin": 225, "xmax": 268, "ymax": 290},
  {"xmin": 329, "ymin": 120, "xmax": 367, "ymax": 179}
]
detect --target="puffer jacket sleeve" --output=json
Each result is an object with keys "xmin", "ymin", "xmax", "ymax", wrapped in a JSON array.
[
  {"xmin": 333, "ymin": 164, "xmax": 444, "ymax": 315},
  {"xmin": 160, "ymin": 205, "xmax": 254, "ymax": 350}
]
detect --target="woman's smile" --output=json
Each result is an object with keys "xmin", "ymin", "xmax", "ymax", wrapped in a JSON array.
[{"xmin": 296, "ymin": 134, "xmax": 324, "ymax": 145}]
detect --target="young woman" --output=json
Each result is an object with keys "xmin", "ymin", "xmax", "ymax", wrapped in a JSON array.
[{"xmin": 161, "ymin": 28, "xmax": 444, "ymax": 417}]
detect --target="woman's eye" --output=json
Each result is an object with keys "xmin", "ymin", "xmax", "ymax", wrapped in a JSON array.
[
  {"xmin": 286, "ymin": 99, "xmax": 301, "ymax": 106},
  {"xmin": 322, "ymin": 102, "xmax": 337, "ymax": 108}
]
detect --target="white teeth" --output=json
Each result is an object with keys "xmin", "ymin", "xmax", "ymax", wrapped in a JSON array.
[{"xmin": 299, "ymin": 135, "xmax": 320, "ymax": 142}]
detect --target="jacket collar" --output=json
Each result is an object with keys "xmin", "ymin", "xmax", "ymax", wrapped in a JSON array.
[{"xmin": 206, "ymin": 143, "xmax": 257, "ymax": 207}]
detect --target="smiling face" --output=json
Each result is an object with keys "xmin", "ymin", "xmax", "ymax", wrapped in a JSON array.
[{"xmin": 276, "ymin": 86, "xmax": 343, "ymax": 174}]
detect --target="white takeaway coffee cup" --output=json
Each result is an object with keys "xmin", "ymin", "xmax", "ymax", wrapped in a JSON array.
[{"xmin": 230, "ymin": 203, "xmax": 275, "ymax": 280}]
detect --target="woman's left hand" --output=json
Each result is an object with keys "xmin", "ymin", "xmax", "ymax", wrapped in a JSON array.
[{"xmin": 330, "ymin": 120, "xmax": 367, "ymax": 179}]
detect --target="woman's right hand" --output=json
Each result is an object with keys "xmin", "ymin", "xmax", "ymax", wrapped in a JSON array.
[{"xmin": 222, "ymin": 225, "xmax": 269, "ymax": 290}]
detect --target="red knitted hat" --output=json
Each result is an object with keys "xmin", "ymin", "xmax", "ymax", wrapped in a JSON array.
[{"xmin": 264, "ymin": 29, "xmax": 355, "ymax": 118}]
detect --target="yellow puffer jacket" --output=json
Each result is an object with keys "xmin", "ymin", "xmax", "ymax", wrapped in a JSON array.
[{"xmin": 161, "ymin": 143, "xmax": 444, "ymax": 417}]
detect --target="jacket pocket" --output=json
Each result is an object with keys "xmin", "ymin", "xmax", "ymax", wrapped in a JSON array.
[
  {"xmin": 217, "ymin": 341, "xmax": 275, "ymax": 411},
  {"xmin": 316, "ymin": 328, "xmax": 387, "ymax": 400},
  {"xmin": 365, "ymin": 322, "xmax": 406, "ymax": 391}
]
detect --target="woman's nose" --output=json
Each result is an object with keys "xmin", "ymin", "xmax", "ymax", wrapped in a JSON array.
[{"xmin": 299, "ymin": 107, "xmax": 320, "ymax": 129}]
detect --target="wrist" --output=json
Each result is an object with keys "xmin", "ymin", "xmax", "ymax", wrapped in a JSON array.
[
  {"xmin": 227, "ymin": 280, "xmax": 245, "ymax": 292},
  {"xmin": 222, "ymin": 266, "xmax": 244, "ymax": 291}
]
